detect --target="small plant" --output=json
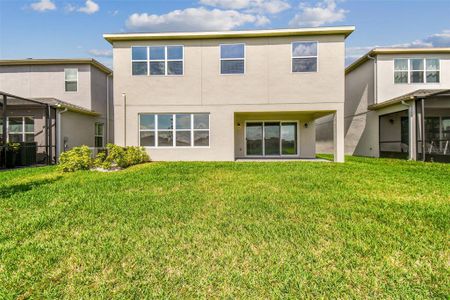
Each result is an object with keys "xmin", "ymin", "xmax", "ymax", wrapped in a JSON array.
[
  {"xmin": 58, "ymin": 146, "xmax": 92, "ymax": 172},
  {"xmin": 6, "ymin": 142, "xmax": 21, "ymax": 152}
]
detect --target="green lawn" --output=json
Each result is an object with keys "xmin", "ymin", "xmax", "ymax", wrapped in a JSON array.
[{"xmin": 0, "ymin": 157, "xmax": 449, "ymax": 299}]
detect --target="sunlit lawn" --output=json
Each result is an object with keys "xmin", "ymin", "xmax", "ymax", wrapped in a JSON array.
[{"xmin": 0, "ymin": 157, "xmax": 449, "ymax": 298}]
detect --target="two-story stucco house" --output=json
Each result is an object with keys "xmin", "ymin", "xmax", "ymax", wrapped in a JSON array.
[
  {"xmin": 317, "ymin": 48, "xmax": 450, "ymax": 163},
  {"xmin": 0, "ymin": 59, "xmax": 113, "ymax": 164},
  {"xmin": 104, "ymin": 26, "xmax": 355, "ymax": 162}
]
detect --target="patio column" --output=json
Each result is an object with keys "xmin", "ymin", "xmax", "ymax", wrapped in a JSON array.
[
  {"xmin": 2, "ymin": 95, "xmax": 7, "ymax": 168},
  {"xmin": 408, "ymin": 101, "xmax": 417, "ymax": 160},
  {"xmin": 333, "ymin": 108, "xmax": 345, "ymax": 162},
  {"xmin": 2, "ymin": 95, "xmax": 6, "ymax": 144}
]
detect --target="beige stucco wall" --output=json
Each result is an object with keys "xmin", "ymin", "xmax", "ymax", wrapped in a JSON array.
[
  {"xmin": 113, "ymin": 34, "xmax": 346, "ymax": 161},
  {"xmin": 316, "ymin": 59, "xmax": 375, "ymax": 154},
  {"xmin": 60, "ymin": 111, "xmax": 106, "ymax": 150},
  {"xmin": 0, "ymin": 64, "xmax": 92, "ymax": 109},
  {"xmin": 376, "ymin": 54, "xmax": 450, "ymax": 102}
]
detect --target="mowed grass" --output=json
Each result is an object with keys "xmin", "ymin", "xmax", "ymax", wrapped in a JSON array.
[{"xmin": 0, "ymin": 157, "xmax": 449, "ymax": 299}]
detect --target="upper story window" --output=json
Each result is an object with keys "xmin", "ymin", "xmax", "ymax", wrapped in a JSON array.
[
  {"xmin": 131, "ymin": 46, "xmax": 184, "ymax": 76},
  {"xmin": 220, "ymin": 43, "xmax": 245, "ymax": 74},
  {"xmin": 394, "ymin": 58, "xmax": 440, "ymax": 84},
  {"xmin": 292, "ymin": 42, "xmax": 318, "ymax": 73},
  {"xmin": 64, "ymin": 68, "xmax": 78, "ymax": 92}
]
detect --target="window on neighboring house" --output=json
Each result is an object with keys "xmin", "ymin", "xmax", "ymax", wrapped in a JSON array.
[
  {"xmin": 65, "ymin": 68, "xmax": 78, "ymax": 92},
  {"xmin": 220, "ymin": 43, "xmax": 245, "ymax": 74},
  {"xmin": 132, "ymin": 45, "xmax": 184, "ymax": 76},
  {"xmin": 426, "ymin": 59, "xmax": 440, "ymax": 83},
  {"xmin": 292, "ymin": 41, "xmax": 318, "ymax": 72},
  {"xmin": 7, "ymin": 117, "xmax": 34, "ymax": 142},
  {"xmin": 139, "ymin": 113, "xmax": 209, "ymax": 147},
  {"xmin": 95, "ymin": 123, "xmax": 104, "ymax": 147},
  {"xmin": 394, "ymin": 59, "xmax": 408, "ymax": 84},
  {"xmin": 394, "ymin": 58, "xmax": 440, "ymax": 84},
  {"xmin": 410, "ymin": 59, "xmax": 424, "ymax": 83}
]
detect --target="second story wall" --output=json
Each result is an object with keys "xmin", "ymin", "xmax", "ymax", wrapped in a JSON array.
[
  {"xmin": 376, "ymin": 53, "xmax": 450, "ymax": 102},
  {"xmin": 112, "ymin": 34, "xmax": 346, "ymax": 107},
  {"xmin": 0, "ymin": 64, "xmax": 92, "ymax": 109},
  {"xmin": 345, "ymin": 59, "xmax": 375, "ymax": 117}
]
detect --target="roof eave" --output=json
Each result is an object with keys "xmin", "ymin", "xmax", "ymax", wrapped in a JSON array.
[
  {"xmin": 103, "ymin": 26, "xmax": 355, "ymax": 44},
  {"xmin": 0, "ymin": 59, "xmax": 112, "ymax": 75},
  {"xmin": 346, "ymin": 48, "xmax": 450, "ymax": 75}
]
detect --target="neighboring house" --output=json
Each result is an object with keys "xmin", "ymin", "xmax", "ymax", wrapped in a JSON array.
[
  {"xmin": 104, "ymin": 26, "xmax": 355, "ymax": 162},
  {"xmin": 0, "ymin": 59, "xmax": 113, "ymax": 164},
  {"xmin": 316, "ymin": 48, "xmax": 450, "ymax": 163}
]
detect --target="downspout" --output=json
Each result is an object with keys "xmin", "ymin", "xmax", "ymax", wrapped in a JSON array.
[
  {"xmin": 367, "ymin": 54, "xmax": 378, "ymax": 156},
  {"xmin": 122, "ymin": 93, "xmax": 126, "ymax": 146},
  {"xmin": 367, "ymin": 54, "xmax": 377, "ymax": 104},
  {"xmin": 55, "ymin": 105, "xmax": 68, "ymax": 162}
]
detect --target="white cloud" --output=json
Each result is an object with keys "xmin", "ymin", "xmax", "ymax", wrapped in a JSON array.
[
  {"xmin": 30, "ymin": 0, "xmax": 56, "ymax": 12},
  {"xmin": 200, "ymin": 0, "xmax": 290, "ymax": 14},
  {"xmin": 78, "ymin": 0, "xmax": 99, "ymax": 14},
  {"xmin": 88, "ymin": 49, "xmax": 113, "ymax": 58},
  {"xmin": 346, "ymin": 29, "xmax": 450, "ymax": 65},
  {"xmin": 126, "ymin": 7, "xmax": 269, "ymax": 32},
  {"xmin": 289, "ymin": 0, "xmax": 347, "ymax": 27}
]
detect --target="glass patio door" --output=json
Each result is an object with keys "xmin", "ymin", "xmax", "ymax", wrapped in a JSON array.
[
  {"xmin": 246, "ymin": 122, "xmax": 263, "ymax": 156},
  {"xmin": 246, "ymin": 122, "xmax": 297, "ymax": 156}
]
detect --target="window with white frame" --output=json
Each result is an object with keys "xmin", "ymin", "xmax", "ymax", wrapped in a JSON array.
[
  {"xmin": 131, "ymin": 46, "xmax": 183, "ymax": 76},
  {"xmin": 64, "ymin": 68, "xmax": 78, "ymax": 92},
  {"xmin": 220, "ymin": 44, "xmax": 245, "ymax": 74},
  {"xmin": 394, "ymin": 59, "xmax": 408, "ymax": 84},
  {"xmin": 139, "ymin": 113, "xmax": 209, "ymax": 147},
  {"xmin": 394, "ymin": 58, "xmax": 440, "ymax": 84},
  {"xmin": 132, "ymin": 47, "xmax": 148, "ymax": 75},
  {"xmin": 95, "ymin": 123, "xmax": 104, "ymax": 147},
  {"xmin": 7, "ymin": 117, "xmax": 34, "ymax": 142},
  {"xmin": 292, "ymin": 42, "xmax": 318, "ymax": 72}
]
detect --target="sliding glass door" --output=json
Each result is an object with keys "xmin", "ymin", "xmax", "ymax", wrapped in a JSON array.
[
  {"xmin": 246, "ymin": 123, "xmax": 263, "ymax": 156},
  {"xmin": 246, "ymin": 122, "xmax": 298, "ymax": 156}
]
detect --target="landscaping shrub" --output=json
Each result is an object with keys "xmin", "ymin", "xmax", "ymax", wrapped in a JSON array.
[
  {"xmin": 123, "ymin": 146, "xmax": 150, "ymax": 167},
  {"xmin": 100, "ymin": 144, "xmax": 149, "ymax": 169},
  {"xmin": 59, "ymin": 144, "xmax": 149, "ymax": 172},
  {"xmin": 58, "ymin": 146, "xmax": 92, "ymax": 172}
]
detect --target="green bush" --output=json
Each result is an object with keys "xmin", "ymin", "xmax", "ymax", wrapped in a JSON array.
[
  {"xmin": 58, "ymin": 146, "xmax": 92, "ymax": 172},
  {"xmin": 123, "ymin": 146, "xmax": 150, "ymax": 167},
  {"xmin": 58, "ymin": 144, "xmax": 149, "ymax": 172},
  {"xmin": 102, "ymin": 144, "xmax": 149, "ymax": 169}
]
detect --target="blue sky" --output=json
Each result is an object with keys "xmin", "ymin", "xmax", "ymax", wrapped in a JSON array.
[{"xmin": 1, "ymin": 0, "xmax": 449, "ymax": 68}]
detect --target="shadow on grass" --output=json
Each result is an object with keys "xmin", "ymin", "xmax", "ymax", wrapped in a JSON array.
[{"xmin": 0, "ymin": 175, "xmax": 62, "ymax": 199}]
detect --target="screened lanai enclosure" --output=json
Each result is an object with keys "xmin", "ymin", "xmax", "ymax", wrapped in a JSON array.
[
  {"xmin": 378, "ymin": 90, "xmax": 450, "ymax": 163},
  {"xmin": 1, "ymin": 91, "xmax": 56, "ymax": 168}
]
